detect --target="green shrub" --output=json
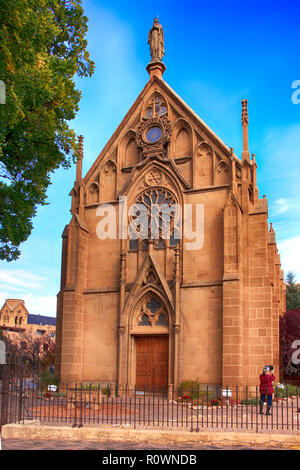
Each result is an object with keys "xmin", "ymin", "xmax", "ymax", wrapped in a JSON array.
[
  {"xmin": 240, "ymin": 397, "xmax": 259, "ymax": 405},
  {"xmin": 178, "ymin": 379, "xmax": 214, "ymax": 401},
  {"xmin": 274, "ymin": 384, "xmax": 298, "ymax": 398},
  {"xmin": 38, "ymin": 370, "xmax": 59, "ymax": 393},
  {"xmin": 178, "ymin": 378, "xmax": 201, "ymax": 392},
  {"xmin": 100, "ymin": 385, "xmax": 118, "ymax": 397},
  {"xmin": 80, "ymin": 383, "xmax": 99, "ymax": 391}
]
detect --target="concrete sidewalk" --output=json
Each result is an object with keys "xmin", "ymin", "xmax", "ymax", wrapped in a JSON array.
[{"xmin": 2, "ymin": 423, "xmax": 300, "ymax": 449}]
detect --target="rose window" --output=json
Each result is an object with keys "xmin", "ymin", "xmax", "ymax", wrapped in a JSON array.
[{"xmin": 128, "ymin": 188, "xmax": 180, "ymax": 247}]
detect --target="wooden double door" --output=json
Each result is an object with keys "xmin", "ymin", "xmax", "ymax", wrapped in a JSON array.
[{"xmin": 135, "ymin": 335, "xmax": 169, "ymax": 392}]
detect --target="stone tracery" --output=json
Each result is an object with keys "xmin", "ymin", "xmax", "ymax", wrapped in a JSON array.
[
  {"xmin": 128, "ymin": 187, "xmax": 180, "ymax": 246},
  {"xmin": 137, "ymin": 295, "xmax": 169, "ymax": 328}
]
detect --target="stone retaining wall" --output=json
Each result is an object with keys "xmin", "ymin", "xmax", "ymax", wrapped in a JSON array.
[{"xmin": 2, "ymin": 423, "xmax": 300, "ymax": 449}]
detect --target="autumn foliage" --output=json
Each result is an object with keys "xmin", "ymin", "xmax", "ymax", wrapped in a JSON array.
[
  {"xmin": 1, "ymin": 328, "xmax": 55, "ymax": 376},
  {"xmin": 280, "ymin": 309, "xmax": 300, "ymax": 380}
]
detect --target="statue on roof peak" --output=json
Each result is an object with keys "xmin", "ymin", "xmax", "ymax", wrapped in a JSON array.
[{"xmin": 148, "ymin": 18, "xmax": 164, "ymax": 62}]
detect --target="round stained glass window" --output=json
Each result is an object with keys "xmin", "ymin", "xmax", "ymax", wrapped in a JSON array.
[
  {"xmin": 129, "ymin": 188, "xmax": 180, "ymax": 243},
  {"xmin": 146, "ymin": 126, "xmax": 162, "ymax": 143}
]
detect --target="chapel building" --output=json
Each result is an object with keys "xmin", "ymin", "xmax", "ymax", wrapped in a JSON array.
[{"xmin": 55, "ymin": 20, "xmax": 286, "ymax": 391}]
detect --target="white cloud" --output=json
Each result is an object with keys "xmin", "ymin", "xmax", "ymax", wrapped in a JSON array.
[
  {"xmin": 22, "ymin": 294, "xmax": 57, "ymax": 317},
  {"xmin": 0, "ymin": 291, "xmax": 57, "ymax": 317},
  {"xmin": 0, "ymin": 269, "xmax": 57, "ymax": 317},
  {"xmin": 270, "ymin": 198, "xmax": 300, "ymax": 217},
  {"xmin": 277, "ymin": 236, "xmax": 300, "ymax": 282},
  {"xmin": 0, "ymin": 269, "xmax": 45, "ymax": 290},
  {"xmin": 271, "ymin": 198, "xmax": 290, "ymax": 215}
]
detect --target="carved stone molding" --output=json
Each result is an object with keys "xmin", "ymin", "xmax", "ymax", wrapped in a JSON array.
[
  {"xmin": 104, "ymin": 161, "xmax": 116, "ymax": 174},
  {"xmin": 120, "ymin": 251, "xmax": 127, "ymax": 285},
  {"xmin": 144, "ymin": 169, "xmax": 164, "ymax": 186},
  {"xmin": 196, "ymin": 142, "xmax": 213, "ymax": 157},
  {"xmin": 135, "ymin": 114, "xmax": 172, "ymax": 159},
  {"xmin": 215, "ymin": 160, "xmax": 229, "ymax": 174},
  {"xmin": 142, "ymin": 268, "xmax": 159, "ymax": 286},
  {"xmin": 118, "ymin": 325, "xmax": 126, "ymax": 336}
]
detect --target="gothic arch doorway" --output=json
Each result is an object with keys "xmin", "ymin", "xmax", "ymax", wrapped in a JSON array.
[{"xmin": 125, "ymin": 291, "xmax": 173, "ymax": 391}]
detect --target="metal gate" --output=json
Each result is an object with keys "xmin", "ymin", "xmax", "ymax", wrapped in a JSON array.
[{"xmin": 0, "ymin": 360, "xmax": 37, "ymax": 428}]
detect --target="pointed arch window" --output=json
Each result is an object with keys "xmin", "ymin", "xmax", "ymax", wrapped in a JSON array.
[{"xmin": 137, "ymin": 295, "xmax": 169, "ymax": 328}]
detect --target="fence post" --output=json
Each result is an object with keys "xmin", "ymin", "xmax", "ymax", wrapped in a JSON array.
[
  {"xmin": 297, "ymin": 386, "xmax": 299, "ymax": 431},
  {"xmin": 168, "ymin": 383, "xmax": 173, "ymax": 402},
  {"xmin": 196, "ymin": 385, "xmax": 199, "ymax": 432},
  {"xmin": 255, "ymin": 386, "xmax": 258, "ymax": 433},
  {"xmin": 0, "ymin": 364, "xmax": 8, "ymax": 427},
  {"xmin": 190, "ymin": 384, "xmax": 194, "ymax": 432},
  {"xmin": 78, "ymin": 383, "xmax": 83, "ymax": 428},
  {"xmin": 133, "ymin": 384, "xmax": 136, "ymax": 429},
  {"xmin": 286, "ymin": 384, "xmax": 289, "ymax": 430},
  {"xmin": 72, "ymin": 384, "xmax": 77, "ymax": 428},
  {"xmin": 17, "ymin": 365, "xmax": 24, "ymax": 423}
]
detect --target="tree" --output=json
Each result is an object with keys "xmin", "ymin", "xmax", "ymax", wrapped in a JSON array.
[
  {"xmin": 286, "ymin": 271, "xmax": 300, "ymax": 311},
  {"xmin": 0, "ymin": 0, "xmax": 94, "ymax": 261},
  {"xmin": 3, "ymin": 328, "xmax": 55, "ymax": 377},
  {"xmin": 279, "ymin": 309, "xmax": 300, "ymax": 380}
]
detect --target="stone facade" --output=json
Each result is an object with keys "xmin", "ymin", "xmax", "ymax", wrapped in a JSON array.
[
  {"xmin": 55, "ymin": 59, "xmax": 285, "ymax": 389},
  {"xmin": 0, "ymin": 299, "xmax": 28, "ymax": 328}
]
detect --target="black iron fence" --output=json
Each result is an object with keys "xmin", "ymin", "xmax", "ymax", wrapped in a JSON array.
[{"xmin": 1, "ymin": 363, "xmax": 300, "ymax": 433}]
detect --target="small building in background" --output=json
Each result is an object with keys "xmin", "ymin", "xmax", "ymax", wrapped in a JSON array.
[{"xmin": 0, "ymin": 299, "xmax": 56, "ymax": 337}]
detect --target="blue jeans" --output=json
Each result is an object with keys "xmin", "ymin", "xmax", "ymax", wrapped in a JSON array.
[{"xmin": 260, "ymin": 394, "xmax": 272, "ymax": 406}]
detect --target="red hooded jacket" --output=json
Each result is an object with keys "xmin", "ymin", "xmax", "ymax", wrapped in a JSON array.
[{"xmin": 259, "ymin": 373, "xmax": 275, "ymax": 394}]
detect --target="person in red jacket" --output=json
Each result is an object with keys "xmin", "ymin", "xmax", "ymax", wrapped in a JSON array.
[{"xmin": 259, "ymin": 366, "xmax": 275, "ymax": 415}]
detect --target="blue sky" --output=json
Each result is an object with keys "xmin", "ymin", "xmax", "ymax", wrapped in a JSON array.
[{"xmin": 1, "ymin": 0, "xmax": 300, "ymax": 316}]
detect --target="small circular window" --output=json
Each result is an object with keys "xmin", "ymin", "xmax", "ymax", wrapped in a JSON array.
[{"xmin": 145, "ymin": 126, "xmax": 162, "ymax": 143}]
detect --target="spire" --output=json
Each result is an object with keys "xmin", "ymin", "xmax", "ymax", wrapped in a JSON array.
[
  {"xmin": 76, "ymin": 135, "xmax": 84, "ymax": 181},
  {"xmin": 241, "ymin": 99, "xmax": 250, "ymax": 161},
  {"xmin": 146, "ymin": 18, "xmax": 166, "ymax": 80}
]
